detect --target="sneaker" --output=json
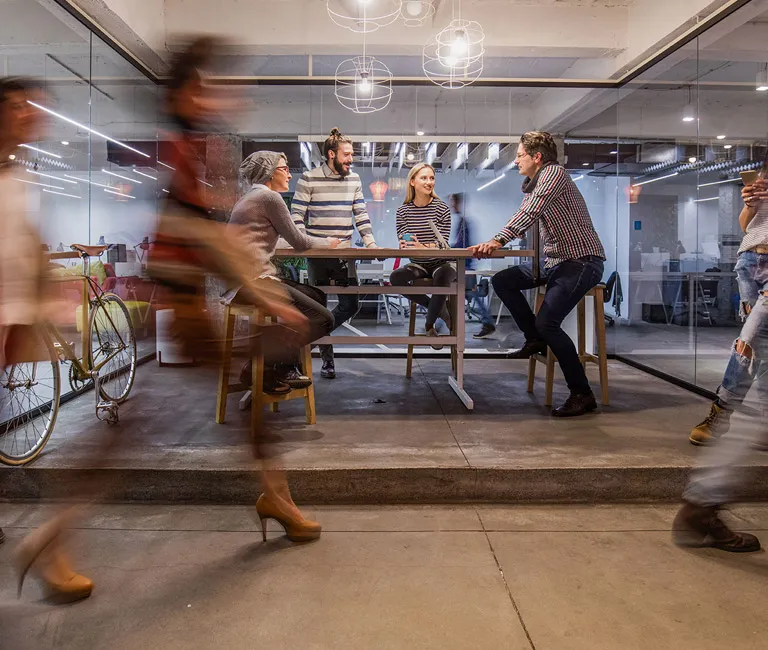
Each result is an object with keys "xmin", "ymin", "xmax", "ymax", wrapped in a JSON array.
[
  {"xmin": 321, "ymin": 359, "xmax": 336, "ymax": 379},
  {"xmin": 473, "ymin": 323, "xmax": 496, "ymax": 339},
  {"xmin": 263, "ymin": 369, "xmax": 292, "ymax": 395},
  {"xmin": 426, "ymin": 326, "xmax": 443, "ymax": 350},
  {"xmin": 690, "ymin": 401, "xmax": 732, "ymax": 446},
  {"xmin": 279, "ymin": 365, "xmax": 312, "ymax": 389},
  {"xmin": 673, "ymin": 501, "xmax": 761, "ymax": 552}
]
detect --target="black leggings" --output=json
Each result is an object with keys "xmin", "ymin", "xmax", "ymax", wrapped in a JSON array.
[{"xmin": 390, "ymin": 262, "xmax": 456, "ymax": 327}]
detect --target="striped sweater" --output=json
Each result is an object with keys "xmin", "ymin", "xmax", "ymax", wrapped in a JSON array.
[
  {"xmin": 395, "ymin": 197, "xmax": 452, "ymax": 267},
  {"xmin": 291, "ymin": 163, "xmax": 377, "ymax": 247}
]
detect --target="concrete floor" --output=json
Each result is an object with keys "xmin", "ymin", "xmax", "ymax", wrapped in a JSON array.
[{"xmin": 1, "ymin": 502, "xmax": 767, "ymax": 650}]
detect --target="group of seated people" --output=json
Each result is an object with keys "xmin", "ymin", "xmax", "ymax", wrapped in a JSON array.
[{"xmin": 229, "ymin": 128, "xmax": 607, "ymax": 418}]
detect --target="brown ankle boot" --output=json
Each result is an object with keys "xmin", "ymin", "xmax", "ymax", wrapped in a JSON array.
[{"xmin": 673, "ymin": 501, "xmax": 761, "ymax": 553}]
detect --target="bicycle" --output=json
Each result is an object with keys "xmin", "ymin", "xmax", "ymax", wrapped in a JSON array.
[{"xmin": 0, "ymin": 244, "xmax": 138, "ymax": 465}]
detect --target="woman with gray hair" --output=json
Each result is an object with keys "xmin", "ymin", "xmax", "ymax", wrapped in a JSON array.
[{"xmin": 229, "ymin": 150, "xmax": 338, "ymax": 392}]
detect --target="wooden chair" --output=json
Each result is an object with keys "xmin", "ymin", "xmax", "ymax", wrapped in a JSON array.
[
  {"xmin": 405, "ymin": 278, "xmax": 458, "ymax": 378},
  {"xmin": 527, "ymin": 284, "xmax": 609, "ymax": 406},
  {"xmin": 215, "ymin": 303, "xmax": 316, "ymax": 433}
]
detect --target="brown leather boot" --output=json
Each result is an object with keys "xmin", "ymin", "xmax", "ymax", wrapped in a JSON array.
[{"xmin": 673, "ymin": 501, "xmax": 761, "ymax": 552}]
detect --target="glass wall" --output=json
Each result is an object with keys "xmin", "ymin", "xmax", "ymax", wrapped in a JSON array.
[
  {"xmin": 0, "ymin": 0, "xmax": 161, "ymax": 400},
  {"xmin": 6, "ymin": 0, "xmax": 767, "ymax": 393}
]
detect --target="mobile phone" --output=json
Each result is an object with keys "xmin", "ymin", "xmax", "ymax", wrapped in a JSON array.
[
  {"xmin": 740, "ymin": 170, "xmax": 760, "ymax": 186},
  {"xmin": 402, "ymin": 233, "xmax": 415, "ymax": 242}
]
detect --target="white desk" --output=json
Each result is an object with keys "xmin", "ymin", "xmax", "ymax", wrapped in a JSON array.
[{"xmin": 275, "ymin": 247, "xmax": 533, "ymax": 410}]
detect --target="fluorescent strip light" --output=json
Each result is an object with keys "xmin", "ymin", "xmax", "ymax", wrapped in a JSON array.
[
  {"xmin": 27, "ymin": 100, "xmax": 150, "ymax": 158},
  {"xmin": 102, "ymin": 169, "xmax": 141, "ymax": 183},
  {"xmin": 697, "ymin": 178, "xmax": 739, "ymax": 188},
  {"xmin": 64, "ymin": 174, "xmax": 113, "ymax": 189},
  {"xmin": 133, "ymin": 169, "xmax": 157, "ymax": 180},
  {"xmin": 632, "ymin": 172, "xmax": 679, "ymax": 187},
  {"xmin": 19, "ymin": 144, "xmax": 62, "ymax": 159},
  {"xmin": 197, "ymin": 178, "xmax": 213, "ymax": 187},
  {"xmin": 477, "ymin": 174, "xmax": 505, "ymax": 191},
  {"xmin": 43, "ymin": 188, "xmax": 80, "ymax": 199},
  {"xmin": 157, "ymin": 160, "xmax": 175, "ymax": 170},
  {"xmin": 14, "ymin": 178, "xmax": 66, "ymax": 190},
  {"xmin": 104, "ymin": 188, "xmax": 136, "ymax": 199},
  {"xmin": 571, "ymin": 175, "xmax": 584, "ymax": 181},
  {"xmin": 27, "ymin": 169, "xmax": 77, "ymax": 184},
  {"xmin": 695, "ymin": 196, "xmax": 719, "ymax": 202}
]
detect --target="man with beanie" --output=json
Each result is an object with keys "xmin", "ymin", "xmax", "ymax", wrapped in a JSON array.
[
  {"xmin": 471, "ymin": 131, "xmax": 605, "ymax": 417},
  {"xmin": 291, "ymin": 128, "xmax": 379, "ymax": 379},
  {"xmin": 229, "ymin": 150, "xmax": 339, "ymax": 392}
]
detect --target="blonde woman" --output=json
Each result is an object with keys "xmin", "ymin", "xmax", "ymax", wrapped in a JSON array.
[{"xmin": 390, "ymin": 163, "xmax": 454, "ymax": 346}]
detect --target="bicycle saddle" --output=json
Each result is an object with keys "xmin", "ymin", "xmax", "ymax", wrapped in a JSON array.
[{"xmin": 70, "ymin": 243, "xmax": 109, "ymax": 257}]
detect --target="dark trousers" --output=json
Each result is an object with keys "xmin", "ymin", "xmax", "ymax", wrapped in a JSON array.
[
  {"xmin": 492, "ymin": 256, "xmax": 604, "ymax": 395},
  {"xmin": 390, "ymin": 262, "xmax": 456, "ymax": 327},
  {"xmin": 307, "ymin": 258, "xmax": 360, "ymax": 363}
]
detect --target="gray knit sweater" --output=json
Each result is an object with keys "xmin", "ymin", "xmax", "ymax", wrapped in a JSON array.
[{"xmin": 229, "ymin": 184, "xmax": 330, "ymax": 279}]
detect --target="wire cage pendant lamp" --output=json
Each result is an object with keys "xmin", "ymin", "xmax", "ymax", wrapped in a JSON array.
[
  {"xmin": 423, "ymin": 1, "xmax": 484, "ymax": 88},
  {"xmin": 327, "ymin": 0, "xmax": 403, "ymax": 33}
]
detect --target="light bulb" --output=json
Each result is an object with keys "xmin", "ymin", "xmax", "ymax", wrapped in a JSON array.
[
  {"xmin": 406, "ymin": 1, "xmax": 423, "ymax": 16},
  {"xmin": 758, "ymin": 85, "xmax": 768, "ymax": 92},
  {"xmin": 416, "ymin": 130, "xmax": 425, "ymax": 136},
  {"xmin": 716, "ymin": 135, "xmax": 726, "ymax": 140},
  {"xmin": 407, "ymin": 153, "xmax": 415, "ymax": 161},
  {"xmin": 444, "ymin": 55, "xmax": 458, "ymax": 67},
  {"xmin": 8, "ymin": 154, "xmax": 15, "ymax": 160},
  {"xmin": 724, "ymin": 144, "xmax": 733, "ymax": 149},
  {"xmin": 451, "ymin": 31, "xmax": 468, "ymax": 56},
  {"xmin": 358, "ymin": 76, "xmax": 371, "ymax": 93},
  {"xmin": 61, "ymin": 140, "xmax": 69, "ymax": 145},
  {"xmin": 689, "ymin": 157, "xmax": 697, "ymax": 163}
]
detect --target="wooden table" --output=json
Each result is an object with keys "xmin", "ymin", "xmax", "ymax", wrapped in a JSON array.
[{"xmin": 274, "ymin": 247, "xmax": 534, "ymax": 410}]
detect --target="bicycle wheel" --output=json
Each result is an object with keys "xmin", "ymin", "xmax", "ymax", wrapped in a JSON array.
[
  {"xmin": 0, "ymin": 328, "xmax": 61, "ymax": 465},
  {"xmin": 88, "ymin": 293, "xmax": 137, "ymax": 403}
]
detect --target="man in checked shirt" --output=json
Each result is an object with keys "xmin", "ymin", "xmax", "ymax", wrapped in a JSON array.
[{"xmin": 471, "ymin": 131, "xmax": 606, "ymax": 417}]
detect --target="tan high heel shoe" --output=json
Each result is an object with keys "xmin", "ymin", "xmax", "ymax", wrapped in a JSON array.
[
  {"xmin": 15, "ymin": 522, "xmax": 93, "ymax": 603},
  {"xmin": 256, "ymin": 493, "xmax": 321, "ymax": 543}
]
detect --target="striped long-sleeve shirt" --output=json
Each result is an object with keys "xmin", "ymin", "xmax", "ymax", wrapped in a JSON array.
[
  {"xmin": 396, "ymin": 197, "xmax": 451, "ymax": 268},
  {"xmin": 495, "ymin": 164, "xmax": 605, "ymax": 268},
  {"xmin": 290, "ymin": 163, "xmax": 377, "ymax": 247}
]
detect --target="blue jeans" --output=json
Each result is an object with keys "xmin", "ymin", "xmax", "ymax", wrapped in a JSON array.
[
  {"xmin": 685, "ymin": 251, "xmax": 768, "ymax": 506},
  {"xmin": 492, "ymin": 256, "xmax": 604, "ymax": 395},
  {"xmin": 466, "ymin": 276, "xmax": 493, "ymax": 326}
]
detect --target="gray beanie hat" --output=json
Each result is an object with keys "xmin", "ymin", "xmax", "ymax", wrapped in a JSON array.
[{"xmin": 239, "ymin": 150, "xmax": 286, "ymax": 186}]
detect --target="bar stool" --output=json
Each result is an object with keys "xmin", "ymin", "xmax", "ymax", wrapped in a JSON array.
[
  {"xmin": 215, "ymin": 303, "xmax": 316, "ymax": 432},
  {"xmin": 405, "ymin": 278, "xmax": 458, "ymax": 378},
  {"xmin": 527, "ymin": 284, "xmax": 609, "ymax": 406}
]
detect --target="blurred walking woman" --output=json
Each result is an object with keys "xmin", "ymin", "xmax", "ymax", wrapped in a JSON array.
[
  {"xmin": 1, "ymin": 77, "xmax": 94, "ymax": 602},
  {"xmin": 390, "ymin": 163, "xmax": 455, "ymax": 347},
  {"xmin": 148, "ymin": 38, "xmax": 321, "ymax": 543}
]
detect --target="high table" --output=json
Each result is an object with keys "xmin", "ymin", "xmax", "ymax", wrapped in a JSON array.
[{"xmin": 274, "ymin": 248, "xmax": 534, "ymax": 410}]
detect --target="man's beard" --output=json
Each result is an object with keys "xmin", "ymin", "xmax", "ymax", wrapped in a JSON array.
[{"xmin": 332, "ymin": 159, "xmax": 351, "ymax": 178}]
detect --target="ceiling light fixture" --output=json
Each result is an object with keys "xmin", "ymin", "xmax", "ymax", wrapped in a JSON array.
[
  {"xmin": 716, "ymin": 135, "xmax": 726, "ymax": 140},
  {"xmin": 423, "ymin": 1, "xmax": 484, "ymax": 89},
  {"xmin": 65, "ymin": 174, "xmax": 113, "ymax": 189},
  {"xmin": 689, "ymin": 157, "xmax": 698, "ymax": 164},
  {"xmin": 27, "ymin": 169, "xmax": 77, "ymax": 184},
  {"xmin": 477, "ymin": 174, "xmax": 505, "ymax": 191},
  {"xmin": 682, "ymin": 85, "xmax": 696, "ymax": 122},
  {"xmin": 633, "ymin": 172, "xmax": 679, "ymax": 187},
  {"xmin": 694, "ymin": 196, "xmax": 719, "ymax": 203},
  {"xmin": 416, "ymin": 130, "xmax": 425, "ymax": 136},
  {"xmin": 402, "ymin": 0, "xmax": 435, "ymax": 26},
  {"xmin": 104, "ymin": 188, "xmax": 136, "ymax": 199},
  {"xmin": 27, "ymin": 100, "xmax": 150, "ymax": 158},
  {"xmin": 19, "ymin": 144, "xmax": 62, "ymax": 159},
  {"xmin": 327, "ymin": 0, "xmax": 402, "ymax": 33},
  {"xmin": 8, "ymin": 154, "xmax": 15, "ymax": 160},
  {"xmin": 43, "ymin": 188, "xmax": 80, "ymax": 199},
  {"xmin": 102, "ymin": 169, "xmax": 141, "ymax": 183},
  {"xmin": 133, "ymin": 169, "xmax": 157, "ymax": 180},
  {"xmin": 724, "ymin": 144, "xmax": 733, "ymax": 149},
  {"xmin": 61, "ymin": 141, "xmax": 69, "ymax": 146},
  {"xmin": 14, "ymin": 177, "xmax": 66, "ymax": 190}
]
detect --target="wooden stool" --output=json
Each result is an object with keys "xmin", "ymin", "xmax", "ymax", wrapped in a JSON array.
[
  {"xmin": 405, "ymin": 278, "xmax": 457, "ymax": 378},
  {"xmin": 215, "ymin": 303, "xmax": 316, "ymax": 433},
  {"xmin": 527, "ymin": 284, "xmax": 609, "ymax": 406}
]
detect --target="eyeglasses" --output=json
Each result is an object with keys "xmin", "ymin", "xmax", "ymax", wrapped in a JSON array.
[
  {"xmin": 515, "ymin": 151, "xmax": 530, "ymax": 160},
  {"xmin": 275, "ymin": 165, "xmax": 290, "ymax": 173}
]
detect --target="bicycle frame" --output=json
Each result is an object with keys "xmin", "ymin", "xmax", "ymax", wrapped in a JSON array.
[{"xmin": 47, "ymin": 250, "xmax": 129, "ymax": 379}]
